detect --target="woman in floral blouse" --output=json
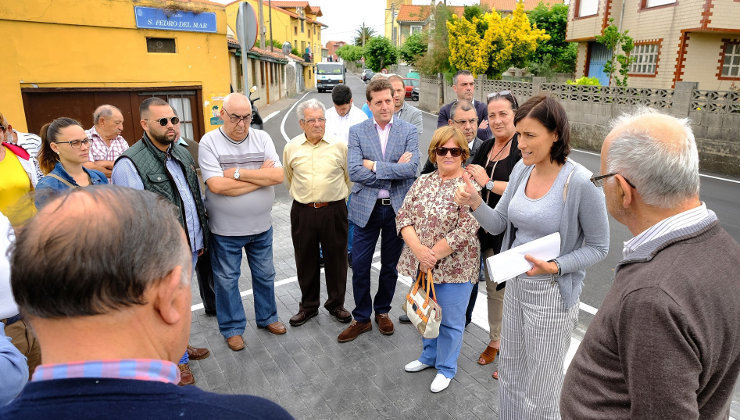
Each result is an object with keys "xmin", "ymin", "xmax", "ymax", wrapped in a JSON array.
[{"xmin": 396, "ymin": 126, "xmax": 480, "ymax": 393}]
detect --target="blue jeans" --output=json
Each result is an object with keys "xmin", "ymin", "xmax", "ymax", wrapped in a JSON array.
[
  {"xmin": 418, "ymin": 281, "xmax": 473, "ymax": 379},
  {"xmin": 351, "ymin": 202, "xmax": 403, "ymax": 322},
  {"xmin": 347, "ymin": 194, "xmax": 354, "ymax": 255},
  {"xmin": 211, "ymin": 228, "xmax": 278, "ymax": 338},
  {"xmin": 177, "ymin": 251, "xmax": 200, "ymax": 365}
]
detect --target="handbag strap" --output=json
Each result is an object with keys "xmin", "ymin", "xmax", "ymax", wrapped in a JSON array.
[
  {"xmin": 46, "ymin": 173, "xmax": 78, "ymax": 189},
  {"xmin": 425, "ymin": 269, "xmax": 437, "ymax": 302}
]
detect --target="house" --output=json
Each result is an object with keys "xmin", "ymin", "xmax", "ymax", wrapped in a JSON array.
[
  {"xmin": 393, "ymin": 4, "xmax": 464, "ymax": 47},
  {"xmin": 566, "ymin": 0, "xmax": 740, "ymax": 88},
  {"xmin": 326, "ymin": 41, "xmax": 346, "ymax": 62}
]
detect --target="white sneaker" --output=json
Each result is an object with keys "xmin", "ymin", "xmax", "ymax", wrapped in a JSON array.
[
  {"xmin": 404, "ymin": 360, "xmax": 432, "ymax": 372},
  {"xmin": 430, "ymin": 373, "xmax": 451, "ymax": 393}
]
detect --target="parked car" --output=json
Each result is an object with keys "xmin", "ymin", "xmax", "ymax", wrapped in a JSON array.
[
  {"xmin": 403, "ymin": 78, "xmax": 420, "ymax": 100},
  {"xmin": 411, "ymin": 86, "xmax": 420, "ymax": 102},
  {"xmin": 361, "ymin": 69, "xmax": 374, "ymax": 82}
]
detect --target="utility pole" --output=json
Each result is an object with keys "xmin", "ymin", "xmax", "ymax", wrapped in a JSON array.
[
  {"xmin": 268, "ymin": 0, "xmax": 274, "ymax": 52},
  {"xmin": 361, "ymin": 22, "xmax": 366, "ymax": 47},
  {"xmin": 390, "ymin": 4, "xmax": 396, "ymax": 47},
  {"xmin": 258, "ymin": 0, "xmax": 266, "ymax": 49}
]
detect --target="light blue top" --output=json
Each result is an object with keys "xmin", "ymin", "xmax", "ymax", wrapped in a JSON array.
[
  {"xmin": 34, "ymin": 162, "xmax": 107, "ymax": 208},
  {"xmin": 509, "ymin": 164, "xmax": 568, "ymax": 249},
  {"xmin": 0, "ymin": 323, "xmax": 28, "ymax": 406},
  {"xmin": 471, "ymin": 158, "xmax": 610, "ymax": 308},
  {"xmin": 111, "ymin": 151, "xmax": 204, "ymax": 253}
]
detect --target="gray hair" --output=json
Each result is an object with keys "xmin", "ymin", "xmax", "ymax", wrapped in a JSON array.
[
  {"xmin": 92, "ymin": 104, "xmax": 121, "ymax": 126},
  {"xmin": 11, "ymin": 186, "xmax": 192, "ymax": 318},
  {"xmin": 453, "ymin": 70, "xmax": 473, "ymax": 85},
  {"xmin": 296, "ymin": 99, "xmax": 325, "ymax": 121},
  {"xmin": 450, "ymin": 100, "xmax": 475, "ymax": 121},
  {"xmin": 607, "ymin": 108, "xmax": 700, "ymax": 208}
]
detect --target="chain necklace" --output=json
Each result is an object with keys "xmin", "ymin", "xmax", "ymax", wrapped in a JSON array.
[{"xmin": 483, "ymin": 136, "xmax": 513, "ymax": 203}]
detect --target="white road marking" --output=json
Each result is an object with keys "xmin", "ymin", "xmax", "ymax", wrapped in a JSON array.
[
  {"xmin": 280, "ymin": 92, "xmax": 311, "ymax": 143},
  {"xmin": 262, "ymin": 111, "xmax": 279, "ymax": 123}
]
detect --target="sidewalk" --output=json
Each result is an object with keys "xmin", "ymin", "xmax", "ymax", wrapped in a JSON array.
[{"xmin": 186, "ymin": 197, "xmax": 501, "ymax": 419}]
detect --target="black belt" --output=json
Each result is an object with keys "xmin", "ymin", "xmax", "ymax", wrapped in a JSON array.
[
  {"xmin": 1, "ymin": 313, "xmax": 22, "ymax": 326},
  {"xmin": 376, "ymin": 198, "xmax": 392, "ymax": 206},
  {"xmin": 296, "ymin": 199, "xmax": 344, "ymax": 208}
]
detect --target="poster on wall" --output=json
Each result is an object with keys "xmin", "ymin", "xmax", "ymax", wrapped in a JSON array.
[{"xmin": 207, "ymin": 96, "xmax": 224, "ymax": 126}]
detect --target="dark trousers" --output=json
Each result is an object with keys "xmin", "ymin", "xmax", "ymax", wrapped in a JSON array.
[
  {"xmin": 196, "ymin": 249, "xmax": 217, "ymax": 315},
  {"xmin": 291, "ymin": 200, "xmax": 349, "ymax": 313},
  {"xmin": 351, "ymin": 201, "xmax": 404, "ymax": 323}
]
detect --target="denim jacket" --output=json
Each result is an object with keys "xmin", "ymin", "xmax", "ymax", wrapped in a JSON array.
[{"xmin": 35, "ymin": 162, "xmax": 107, "ymax": 208}]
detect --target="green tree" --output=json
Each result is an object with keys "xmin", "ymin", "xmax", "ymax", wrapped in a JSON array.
[
  {"xmin": 528, "ymin": 4, "xmax": 577, "ymax": 75},
  {"xmin": 596, "ymin": 19, "xmax": 635, "ymax": 86},
  {"xmin": 416, "ymin": 3, "xmax": 453, "ymax": 76},
  {"xmin": 335, "ymin": 45, "xmax": 365, "ymax": 63},
  {"xmin": 363, "ymin": 36, "xmax": 398, "ymax": 72},
  {"xmin": 354, "ymin": 25, "xmax": 377, "ymax": 47},
  {"xmin": 399, "ymin": 32, "xmax": 427, "ymax": 67}
]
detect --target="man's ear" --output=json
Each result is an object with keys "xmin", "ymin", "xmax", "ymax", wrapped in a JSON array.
[
  {"xmin": 152, "ymin": 266, "xmax": 187, "ymax": 326},
  {"xmin": 140, "ymin": 119, "xmax": 148, "ymax": 131},
  {"xmin": 615, "ymin": 175, "xmax": 634, "ymax": 209}
]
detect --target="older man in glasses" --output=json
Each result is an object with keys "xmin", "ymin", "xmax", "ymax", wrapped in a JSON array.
[
  {"xmin": 197, "ymin": 93, "xmax": 287, "ymax": 353},
  {"xmin": 111, "ymin": 97, "xmax": 211, "ymax": 386},
  {"xmin": 437, "ymin": 70, "xmax": 490, "ymax": 140}
]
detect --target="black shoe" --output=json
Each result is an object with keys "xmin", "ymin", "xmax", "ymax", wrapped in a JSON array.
[{"xmin": 399, "ymin": 314, "xmax": 411, "ymax": 324}]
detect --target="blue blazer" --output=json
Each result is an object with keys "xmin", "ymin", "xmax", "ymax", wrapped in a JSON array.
[{"xmin": 348, "ymin": 118, "xmax": 419, "ymax": 228}]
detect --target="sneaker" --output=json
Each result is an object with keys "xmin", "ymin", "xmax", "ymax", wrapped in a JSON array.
[
  {"xmin": 430, "ymin": 373, "xmax": 451, "ymax": 393},
  {"xmin": 404, "ymin": 360, "xmax": 432, "ymax": 372}
]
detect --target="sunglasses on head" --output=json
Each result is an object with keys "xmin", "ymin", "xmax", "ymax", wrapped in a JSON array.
[
  {"xmin": 152, "ymin": 116, "xmax": 180, "ymax": 126},
  {"xmin": 435, "ymin": 147, "xmax": 463, "ymax": 157},
  {"xmin": 487, "ymin": 90, "xmax": 519, "ymax": 108}
]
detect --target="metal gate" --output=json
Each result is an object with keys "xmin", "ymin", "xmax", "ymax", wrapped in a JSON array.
[{"xmin": 587, "ymin": 42, "xmax": 612, "ymax": 86}]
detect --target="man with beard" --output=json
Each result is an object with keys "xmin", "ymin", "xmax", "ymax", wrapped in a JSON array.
[{"xmin": 111, "ymin": 97, "xmax": 210, "ymax": 386}]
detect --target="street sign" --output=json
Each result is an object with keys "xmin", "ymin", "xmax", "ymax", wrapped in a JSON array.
[
  {"xmin": 134, "ymin": 6, "xmax": 217, "ymax": 33},
  {"xmin": 236, "ymin": 3, "xmax": 258, "ymax": 51}
]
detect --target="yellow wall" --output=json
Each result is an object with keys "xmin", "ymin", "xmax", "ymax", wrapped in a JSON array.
[{"xmin": 0, "ymin": 0, "xmax": 230, "ymax": 133}]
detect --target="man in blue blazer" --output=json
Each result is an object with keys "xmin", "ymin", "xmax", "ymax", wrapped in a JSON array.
[{"xmin": 338, "ymin": 78, "xmax": 419, "ymax": 343}]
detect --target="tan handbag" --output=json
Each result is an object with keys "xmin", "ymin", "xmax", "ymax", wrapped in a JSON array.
[{"xmin": 403, "ymin": 269, "xmax": 442, "ymax": 339}]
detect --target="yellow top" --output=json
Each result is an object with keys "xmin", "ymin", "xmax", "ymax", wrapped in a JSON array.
[
  {"xmin": 0, "ymin": 146, "xmax": 36, "ymax": 226},
  {"xmin": 283, "ymin": 134, "xmax": 351, "ymax": 204}
]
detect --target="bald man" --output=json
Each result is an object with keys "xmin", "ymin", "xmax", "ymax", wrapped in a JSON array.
[
  {"xmin": 85, "ymin": 105, "xmax": 128, "ymax": 179},
  {"xmin": 561, "ymin": 109, "xmax": 740, "ymax": 419}
]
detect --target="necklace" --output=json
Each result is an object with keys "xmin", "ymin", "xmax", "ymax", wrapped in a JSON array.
[{"xmin": 483, "ymin": 136, "xmax": 513, "ymax": 203}]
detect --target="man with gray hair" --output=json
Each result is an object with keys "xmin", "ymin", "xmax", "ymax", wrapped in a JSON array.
[
  {"xmin": 85, "ymin": 104, "xmax": 128, "ymax": 179},
  {"xmin": 1, "ymin": 186, "xmax": 292, "ymax": 419},
  {"xmin": 283, "ymin": 99, "xmax": 352, "ymax": 327},
  {"xmin": 198, "ymin": 92, "xmax": 286, "ymax": 352},
  {"xmin": 561, "ymin": 109, "xmax": 740, "ymax": 419},
  {"xmin": 437, "ymin": 70, "xmax": 489, "ymax": 140}
]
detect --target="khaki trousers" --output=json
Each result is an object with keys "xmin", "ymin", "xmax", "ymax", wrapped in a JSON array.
[{"xmin": 482, "ymin": 248, "xmax": 505, "ymax": 342}]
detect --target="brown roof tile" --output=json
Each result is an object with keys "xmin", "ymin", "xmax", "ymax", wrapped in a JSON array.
[{"xmin": 396, "ymin": 5, "xmax": 432, "ymax": 23}]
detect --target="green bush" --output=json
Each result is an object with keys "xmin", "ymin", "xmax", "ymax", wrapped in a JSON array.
[{"xmin": 566, "ymin": 76, "xmax": 601, "ymax": 86}]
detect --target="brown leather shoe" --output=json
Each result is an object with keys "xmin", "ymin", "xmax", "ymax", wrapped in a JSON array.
[
  {"xmin": 226, "ymin": 335, "xmax": 246, "ymax": 351},
  {"xmin": 259, "ymin": 321, "xmax": 287, "ymax": 335},
  {"xmin": 337, "ymin": 320, "xmax": 371, "ymax": 343},
  {"xmin": 289, "ymin": 310, "xmax": 318, "ymax": 326},
  {"xmin": 187, "ymin": 345, "xmax": 210, "ymax": 360},
  {"xmin": 178, "ymin": 363, "xmax": 195, "ymax": 386},
  {"xmin": 328, "ymin": 306, "xmax": 352, "ymax": 323},
  {"xmin": 374, "ymin": 313, "xmax": 394, "ymax": 335}
]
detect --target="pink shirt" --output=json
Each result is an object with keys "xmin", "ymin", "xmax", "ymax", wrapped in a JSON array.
[
  {"xmin": 86, "ymin": 126, "xmax": 129, "ymax": 163},
  {"xmin": 374, "ymin": 118, "xmax": 393, "ymax": 199}
]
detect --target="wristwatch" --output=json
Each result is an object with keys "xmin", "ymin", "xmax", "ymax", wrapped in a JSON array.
[
  {"xmin": 549, "ymin": 259, "xmax": 562, "ymax": 276},
  {"xmin": 485, "ymin": 179, "xmax": 495, "ymax": 190},
  {"xmin": 234, "ymin": 167, "xmax": 240, "ymax": 180}
]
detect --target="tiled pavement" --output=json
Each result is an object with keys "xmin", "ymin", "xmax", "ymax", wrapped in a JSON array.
[{"xmin": 186, "ymin": 198, "xmax": 502, "ymax": 419}]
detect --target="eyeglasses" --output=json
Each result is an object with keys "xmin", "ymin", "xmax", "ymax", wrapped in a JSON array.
[
  {"xmin": 223, "ymin": 109, "xmax": 252, "ymax": 124},
  {"xmin": 590, "ymin": 172, "xmax": 636, "ymax": 189},
  {"xmin": 487, "ymin": 90, "xmax": 519, "ymax": 109},
  {"xmin": 55, "ymin": 138, "xmax": 92, "ymax": 149},
  {"xmin": 435, "ymin": 147, "xmax": 463, "ymax": 157},
  {"xmin": 302, "ymin": 118, "xmax": 326, "ymax": 125},
  {"xmin": 151, "ymin": 117, "xmax": 180, "ymax": 126},
  {"xmin": 453, "ymin": 118, "xmax": 477, "ymax": 126}
]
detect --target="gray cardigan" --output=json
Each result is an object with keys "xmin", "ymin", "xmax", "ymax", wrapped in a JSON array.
[{"xmin": 471, "ymin": 158, "xmax": 609, "ymax": 308}]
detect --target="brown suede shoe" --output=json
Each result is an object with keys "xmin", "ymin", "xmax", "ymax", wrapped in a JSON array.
[
  {"xmin": 187, "ymin": 345, "xmax": 210, "ymax": 360},
  {"xmin": 289, "ymin": 310, "xmax": 318, "ymax": 326},
  {"xmin": 337, "ymin": 320, "xmax": 372, "ymax": 343},
  {"xmin": 259, "ymin": 321, "xmax": 287, "ymax": 335},
  {"xmin": 226, "ymin": 335, "xmax": 246, "ymax": 351},
  {"xmin": 178, "ymin": 363, "xmax": 195, "ymax": 386},
  {"xmin": 328, "ymin": 306, "xmax": 352, "ymax": 323},
  {"xmin": 375, "ymin": 313, "xmax": 394, "ymax": 335}
]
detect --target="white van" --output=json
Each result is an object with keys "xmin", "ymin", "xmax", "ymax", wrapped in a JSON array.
[{"xmin": 315, "ymin": 62, "xmax": 345, "ymax": 93}]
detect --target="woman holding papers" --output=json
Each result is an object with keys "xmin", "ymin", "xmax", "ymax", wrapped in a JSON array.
[
  {"xmin": 454, "ymin": 95, "xmax": 609, "ymax": 418},
  {"xmin": 465, "ymin": 91, "xmax": 522, "ymax": 377},
  {"xmin": 396, "ymin": 126, "xmax": 480, "ymax": 393}
]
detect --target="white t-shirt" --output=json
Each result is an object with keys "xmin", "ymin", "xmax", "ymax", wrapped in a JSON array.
[
  {"xmin": 325, "ymin": 105, "xmax": 368, "ymax": 144},
  {"xmin": 198, "ymin": 128, "xmax": 282, "ymax": 236},
  {"xmin": 0, "ymin": 213, "xmax": 19, "ymax": 319}
]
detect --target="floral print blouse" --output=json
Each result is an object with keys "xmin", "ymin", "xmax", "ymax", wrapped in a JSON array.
[{"xmin": 396, "ymin": 171, "xmax": 480, "ymax": 284}]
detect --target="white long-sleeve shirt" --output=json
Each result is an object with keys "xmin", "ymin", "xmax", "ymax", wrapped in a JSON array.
[{"xmin": 325, "ymin": 105, "xmax": 368, "ymax": 144}]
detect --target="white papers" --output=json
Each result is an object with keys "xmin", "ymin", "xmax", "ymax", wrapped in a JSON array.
[{"xmin": 486, "ymin": 232, "xmax": 561, "ymax": 283}]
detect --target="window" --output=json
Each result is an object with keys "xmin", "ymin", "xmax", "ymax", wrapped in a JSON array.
[
  {"xmin": 577, "ymin": 0, "xmax": 598, "ymax": 17},
  {"xmin": 410, "ymin": 25, "xmax": 423, "ymax": 35},
  {"xmin": 644, "ymin": 0, "xmax": 675, "ymax": 7},
  {"xmin": 168, "ymin": 97, "xmax": 193, "ymax": 141},
  {"xmin": 308, "ymin": 29, "xmax": 311, "ymax": 37},
  {"xmin": 294, "ymin": 26, "xmax": 297, "ymax": 35},
  {"xmin": 629, "ymin": 43, "xmax": 659, "ymax": 75},
  {"xmin": 721, "ymin": 41, "xmax": 740, "ymax": 78},
  {"xmin": 301, "ymin": 20, "xmax": 304, "ymax": 33},
  {"xmin": 146, "ymin": 37, "xmax": 176, "ymax": 53}
]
